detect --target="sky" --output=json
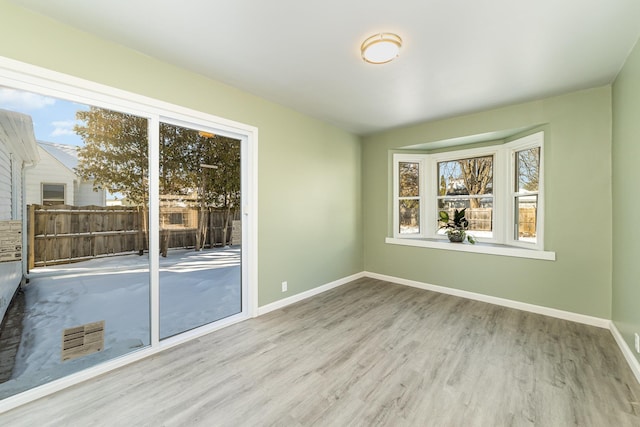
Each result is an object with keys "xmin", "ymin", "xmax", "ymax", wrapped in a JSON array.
[{"xmin": 0, "ymin": 85, "xmax": 88, "ymax": 147}]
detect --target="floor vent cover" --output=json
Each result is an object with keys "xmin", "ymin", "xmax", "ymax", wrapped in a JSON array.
[{"xmin": 61, "ymin": 320, "xmax": 105, "ymax": 362}]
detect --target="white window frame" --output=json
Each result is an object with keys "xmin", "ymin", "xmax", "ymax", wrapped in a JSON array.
[
  {"xmin": 392, "ymin": 132, "xmax": 546, "ymax": 253},
  {"xmin": 428, "ymin": 145, "xmax": 502, "ymax": 243},
  {"xmin": 41, "ymin": 182, "xmax": 66, "ymax": 205},
  {"xmin": 506, "ymin": 132, "xmax": 544, "ymax": 250},
  {"xmin": 0, "ymin": 56, "xmax": 259, "ymax": 412},
  {"xmin": 393, "ymin": 155, "xmax": 426, "ymax": 238}
]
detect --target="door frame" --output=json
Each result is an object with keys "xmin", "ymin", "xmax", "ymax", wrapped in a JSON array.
[{"xmin": 0, "ymin": 56, "xmax": 258, "ymax": 412}]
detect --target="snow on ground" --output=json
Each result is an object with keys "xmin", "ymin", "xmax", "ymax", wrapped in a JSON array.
[{"xmin": 0, "ymin": 247, "xmax": 240, "ymax": 399}]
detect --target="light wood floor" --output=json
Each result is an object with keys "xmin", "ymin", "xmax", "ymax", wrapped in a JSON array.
[{"xmin": 1, "ymin": 277, "xmax": 640, "ymax": 426}]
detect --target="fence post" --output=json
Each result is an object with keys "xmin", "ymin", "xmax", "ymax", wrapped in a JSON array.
[{"xmin": 28, "ymin": 204, "xmax": 35, "ymax": 271}]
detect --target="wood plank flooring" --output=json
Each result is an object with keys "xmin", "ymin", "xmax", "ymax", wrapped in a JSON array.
[{"xmin": 1, "ymin": 277, "xmax": 639, "ymax": 426}]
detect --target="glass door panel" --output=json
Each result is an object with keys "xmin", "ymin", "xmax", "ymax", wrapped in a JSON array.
[
  {"xmin": 158, "ymin": 123, "xmax": 241, "ymax": 339},
  {"xmin": 0, "ymin": 87, "xmax": 151, "ymax": 399}
]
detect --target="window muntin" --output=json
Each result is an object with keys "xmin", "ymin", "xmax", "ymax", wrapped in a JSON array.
[
  {"xmin": 42, "ymin": 183, "xmax": 65, "ymax": 205},
  {"xmin": 392, "ymin": 132, "xmax": 543, "ymax": 249}
]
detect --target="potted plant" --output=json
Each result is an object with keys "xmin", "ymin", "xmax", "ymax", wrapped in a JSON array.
[{"xmin": 438, "ymin": 208, "xmax": 476, "ymax": 244}]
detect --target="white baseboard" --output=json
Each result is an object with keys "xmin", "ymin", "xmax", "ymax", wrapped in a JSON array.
[
  {"xmin": 257, "ymin": 272, "xmax": 366, "ymax": 316},
  {"xmin": 3, "ymin": 270, "xmax": 632, "ymax": 415},
  {"xmin": 257, "ymin": 271, "xmax": 640, "ymax": 385},
  {"xmin": 0, "ymin": 311, "xmax": 249, "ymax": 414},
  {"xmin": 367, "ymin": 271, "xmax": 640, "ymax": 385},
  {"xmin": 609, "ymin": 322, "xmax": 640, "ymax": 384},
  {"xmin": 363, "ymin": 271, "xmax": 611, "ymax": 329}
]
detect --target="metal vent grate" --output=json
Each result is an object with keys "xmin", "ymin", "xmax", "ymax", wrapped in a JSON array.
[{"xmin": 61, "ymin": 320, "xmax": 105, "ymax": 362}]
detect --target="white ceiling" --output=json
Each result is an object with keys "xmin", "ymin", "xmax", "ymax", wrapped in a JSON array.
[{"xmin": 11, "ymin": 0, "xmax": 640, "ymax": 135}]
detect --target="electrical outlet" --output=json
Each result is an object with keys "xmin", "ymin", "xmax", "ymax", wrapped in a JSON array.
[
  {"xmin": 635, "ymin": 333, "xmax": 640, "ymax": 353},
  {"xmin": 281, "ymin": 281, "xmax": 288, "ymax": 292}
]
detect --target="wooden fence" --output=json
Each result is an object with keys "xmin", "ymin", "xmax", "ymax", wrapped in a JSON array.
[
  {"xmin": 28, "ymin": 204, "xmax": 240, "ymax": 268},
  {"xmin": 442, "ymin": 207, "xmax": 537, "ymax": 236},
  {"xmin": 517, "ymin": 207, "xmax": 537, "ymax": 238},
  {"xmin": 464, "ymin": 208, "xmax": 492, "ymax": 231}
]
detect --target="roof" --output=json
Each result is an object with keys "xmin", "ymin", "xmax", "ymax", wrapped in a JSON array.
[
  {"xmin": 0, "ymin": 108, "xmax": 40, "ymax": 163},
  {"xmin": 37, "ymin": 141, "xmax": 79, "ymax": 171}
]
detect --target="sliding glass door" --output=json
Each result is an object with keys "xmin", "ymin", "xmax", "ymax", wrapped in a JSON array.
[
  {"xmin": 158, "ymin": 122, "xmax": 242, "ymax": 339},
  {"xmin": 0, "ymin": 74, "xmax": 252, "ymax": 403},
  {"xmin": 0, "ymin": 88, "xmax": 151, "ymax": 398}
]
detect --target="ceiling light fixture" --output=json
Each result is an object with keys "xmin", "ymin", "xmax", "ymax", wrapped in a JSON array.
[{"xmin": 361, "ymin": 33, "xmax": 402, "ymax": 64}]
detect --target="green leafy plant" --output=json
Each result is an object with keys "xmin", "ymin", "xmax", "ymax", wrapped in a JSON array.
[{"xmin": 438, "ymin": 208, "xmax": 476, "ymax": 244}]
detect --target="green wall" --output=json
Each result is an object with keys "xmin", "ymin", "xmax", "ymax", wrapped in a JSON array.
[
  {"xmin": 0, "ymin": 1, "xmax": 363, "ymax": 306},
  {"xmin": 1, "ymin": 0, "xmax": 631, "ymax": 323},
  {"xmin": 612, "ymin": 38, "xmax": 640, "ymax": 363},
  {"xmin": 362, "ymin": 87, "xmax": 613, "ymax": 318}
]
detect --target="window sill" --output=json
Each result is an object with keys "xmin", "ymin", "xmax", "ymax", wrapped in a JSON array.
[{"xmin": 385, "ymin": 237, "xmax": 556, "ymax": 261}]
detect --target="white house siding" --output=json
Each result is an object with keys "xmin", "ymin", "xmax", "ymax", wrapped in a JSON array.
[
  {"xmin": 26, "ymin": 142, "xmax": 106, "ymax": 207},
  {"xmin": 25, "ymin": 146, "xmax": 77, "ymax": 205},
  {"xmin": 76, "ymin": 180, "xmax": 105, "ymax": 206},
  {"xmin": 0, "ymin": 141, "xmax": 11, "ymax": 219},
  {"xmin": 0, "ymin": 109, "xmax": 39, "ymax": 324}
]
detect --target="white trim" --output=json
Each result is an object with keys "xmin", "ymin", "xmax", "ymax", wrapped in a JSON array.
[
  {"xmin": 148, "ymin": 118, "xmax": 160, "ymax": 347},
  {"xmin": 0, "ymin": 55, "xmax": 259, "ymax": 311},
  {"xmin": 507, "ymin": 132, "xmax": 544, "ymax": 250},
  {"xmin": 610, "ymin": 322, "xmax": 640, "ymax": 384},
  {"xmin": 0, "ymin": 57, "xmax": 250, "ymax": 137},
  {"xmin": 0, "ymin": 311, "xmax": 249, "ymax": 414},
  {"xmin": 0, "ymin": 270, "xmax": 354, "ymax": 413},
  {"xmin": 2, "ymin": 270, "xmax": 635, "ymax": 414},
  {"xmin": 430, "ymin": 145, "xmax": 500, "ymax": 243},
  {"xmin": 257, "ymin": 272, "xmax": 366, "ymax": 316},
  {"xmin": 385, "ymin": 237, "xmax": 556, "ymax": 261},
  {"xmin": 364, "ymin": 271, "xmax": 608, "ymax": 328},
  {"xmin": 392, "ymin": 132, "xmax": 545, "ymax": 251},
  {"xmin": 246, "ymin": 129, "xmax": 259, "ymax": 318},
  {"xmin": 41, "ymin": 182, "xmax": 67, "ymax": 205},
  {"xmin": 392, "ymin": 154, "xmax": 425, "ymax": 238},
  {"xmin": 0, "ymin": 57, "xmax": 260, "ymax": 408}
]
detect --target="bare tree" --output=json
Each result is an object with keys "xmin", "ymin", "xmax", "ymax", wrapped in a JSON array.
[
  {"xmin": 75, "ymin": 108, "xmax": 241, "ymax": 255},
  {"xmin": 75, "ymin": 107, "xmax": 149, "ymax": 254},
  {"xmin": 459, "ymin": 157, "xmax": 493, "ymax": 208},
  {"xmin": 438, "ymin": 156, "xmax": 493, "ymax": 209},
  {"xmin": 516, "ymin": 147, "xmax": 540, "ymax": 192},
  {"xmin": 399, "ymin": 162, "xmax": 419, "ymax": 197}
]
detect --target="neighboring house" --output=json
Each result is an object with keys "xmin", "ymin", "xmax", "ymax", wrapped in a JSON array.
[
  {"xmin": 25, "ymin": 141, "xmax": 106, "ymax": 207},
  {"xmin": 0, "ymin": 109, "xmax": 39, "ymax": 324}
]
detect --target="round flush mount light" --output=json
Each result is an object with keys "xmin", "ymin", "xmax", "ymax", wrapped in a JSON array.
[{"xmin": 361, "ymin": 32, "xmax": 402, "ymax": 64}]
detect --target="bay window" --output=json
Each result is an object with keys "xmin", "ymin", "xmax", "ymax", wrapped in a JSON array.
[
  {"xmin": 392, "ymin": 132, "xmax": 545, "ymax": 251},
  {"xmin": 437, "ymin": 155, "xmax": 494, "ymax": 239}
]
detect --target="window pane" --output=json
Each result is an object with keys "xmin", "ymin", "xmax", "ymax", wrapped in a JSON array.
[
  {"xmin": 516, "ymin": 147, "xmax": 540, "ymax": 192},
  {"xmin": 0, "ymin": 87, "xmax": 151, "ymax": 400},
  {"xmin": 438, "ymin": 198, "xmax": 493, "ymax": 238},
  {"xmin": 515, "ymin": 195, "xmax": 537, "ymax": 242},
  {"xmin": 438, "ymin": 155, "xmax": 493, "ymax": 199},
  {"xmin": 159, "ymin": 123, "xmax": 242, "ymax": 339},
  {"xmin": 42, "ymin": 184, "xmax": 64, "ymax": 201},
  {"xmin": 399, "ymin": 162, "xmax": 419, "ymax": 197},
  {"xmin": 438, "ymin": 198, "xmax": 470, "ymax": 211},
  {"xmin": 399, "ymin": 199, "xmax": 420, "ymax": 234}
]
